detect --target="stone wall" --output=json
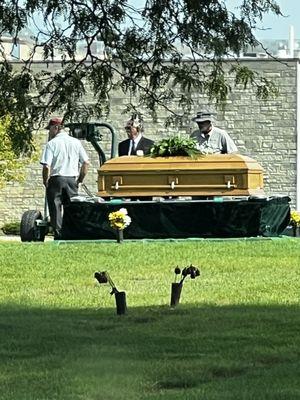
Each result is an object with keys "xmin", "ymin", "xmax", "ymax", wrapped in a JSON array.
[{"xmin": 0, "ymin": 59, "xmax": 298, "ymax": 227}]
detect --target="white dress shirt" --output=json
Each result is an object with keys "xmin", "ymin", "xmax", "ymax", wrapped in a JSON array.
[
  {"xmin": 40, "ymin": 131, "xmax": 89, "ymax": 176},
  {"xmin": 128, "ymin": 133, "xmax": 142, "ymax": 155}
]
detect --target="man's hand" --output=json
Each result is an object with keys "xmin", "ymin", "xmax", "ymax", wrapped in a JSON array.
[{"xmin": 77, "ymin": 161, "xmax": 89, "ymax": 186}]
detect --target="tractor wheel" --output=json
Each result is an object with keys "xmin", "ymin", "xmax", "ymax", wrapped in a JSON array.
[{"xmin": 20, "ymin": 210, "xmax": 46, "ymax": 242}]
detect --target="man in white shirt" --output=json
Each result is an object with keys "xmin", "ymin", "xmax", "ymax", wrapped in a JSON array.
[
  {"xmin": 190, "ymin": 111, "xmax": 238, "ymax": 154},
  {"xmin": 40, "ymin": 117, "xmax": 89, "ymax": 239},
  {"xmin": 118, "ymin": 114, "xmax": 154, "ymax": 156}
]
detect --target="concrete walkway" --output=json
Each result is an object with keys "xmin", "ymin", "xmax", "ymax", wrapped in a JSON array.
[
  {"xmin": 0, "ymin": 235, "xmax": 21, "ymax": 241},
  {"xmin": 0, "ymin": 235, "xmax": 53, "ymax": 242}
]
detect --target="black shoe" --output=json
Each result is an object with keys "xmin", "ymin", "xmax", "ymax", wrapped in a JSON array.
[{"xmin": 54, "ymin": 230, "xmax": 62, "ymax": 240}]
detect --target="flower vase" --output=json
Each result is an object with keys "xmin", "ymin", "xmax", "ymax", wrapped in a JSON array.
[
  {"xmin": 292, "ymin": 225, "xmax": 299, "ymax": 237},
  {"xmin": 116, "ymin": 229, "xmax": 124, "ymax": 243},
  {"xmin": 170, "ymin": 282, "xmax": 183, "ymax": 307},
  {"xmin": 114, "ymin": 291, "xmax": 127, "ymax": 315}
]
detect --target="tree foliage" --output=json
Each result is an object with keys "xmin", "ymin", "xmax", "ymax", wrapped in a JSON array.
[
  {"xmin": 0, "ymin": 115, "xmax": 37, "ymax": 188},
  {"xmin": 0, "ymin": 0, "xmax": 282, "ymax": 154}
]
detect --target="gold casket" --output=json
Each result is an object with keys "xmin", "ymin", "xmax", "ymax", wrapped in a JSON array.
[{"xmin": 97, "ymin": 154, "xmax": 265, "ymax": 198}]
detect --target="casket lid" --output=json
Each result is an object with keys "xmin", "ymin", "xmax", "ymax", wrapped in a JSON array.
[{"xmin": 99, "ymin": 154, "xmax": 263, "ymax": 172}]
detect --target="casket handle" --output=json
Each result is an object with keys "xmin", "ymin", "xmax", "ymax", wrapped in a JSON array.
[
  {"xmin": 112, "ymin": 176, "xmax": 123, "ymax": 190},
  {"xmin": 225, "ymin": 175, "xmax": 235, "ymax": 189},
  {"xmin": 168, "ymin": 176, "xmax": 178, "ymax": 190},
  {"xmin": 110, "ymin": 184, "xmax": 237, "ymax": 190}
]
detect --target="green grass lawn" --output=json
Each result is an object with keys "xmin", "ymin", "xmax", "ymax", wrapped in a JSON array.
[{"xmin": 0, "ymin": 239, "xmax": 300, "ymax": 400}]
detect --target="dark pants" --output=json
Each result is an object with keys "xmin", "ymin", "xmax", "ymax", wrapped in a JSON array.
[{"xmin": 46, "ymin": 176, "xmax": 78, "ymax": 239}]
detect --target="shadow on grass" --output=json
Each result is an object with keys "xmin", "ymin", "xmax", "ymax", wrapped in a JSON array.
[{"xmin": 1, "ymin": 303, "xmax": 300, "ymax": 400}]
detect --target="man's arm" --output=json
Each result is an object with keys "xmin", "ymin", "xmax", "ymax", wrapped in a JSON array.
[
  {"xmin": 42, "ymin": 164, "xmax": 51, "ymax": 187},
  {"xmin": 222, "ymin": 131, "xmax": 238, "ymax": 154},
  {"xmin": 77, "ymin": 161, "xmax": 89, "ymax": 185},
  {"xmin": 118, "ymin": 140, "xmax": 127, "ymax": 156},
  {"xmin": 142, "ymin": 137, "xmax": 155, "ymax": 155}
]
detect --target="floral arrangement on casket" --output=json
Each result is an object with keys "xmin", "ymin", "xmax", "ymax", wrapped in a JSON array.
[{"xmin": 150, "ymin": 135, "xmax": 201, "ymax": 157}]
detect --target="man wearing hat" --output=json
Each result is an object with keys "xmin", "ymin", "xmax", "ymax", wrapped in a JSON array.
[
  {"xmin": 40, "ymin": 117, "xmax": 90, "ymax": 240},
  {"xmin": 191, "ymin": 111, "xmax": 237, "ymax": 154},
  {"xmin": 118, "ymin": 113, "xmax": 154, "ymax": 156}
]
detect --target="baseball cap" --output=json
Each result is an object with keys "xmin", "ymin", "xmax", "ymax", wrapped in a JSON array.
[{"xmin": 45, "ymin": 117, "xmax": 63, "ymax": 129}]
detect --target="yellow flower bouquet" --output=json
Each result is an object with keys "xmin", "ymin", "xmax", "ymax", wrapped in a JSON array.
[
  {"xmin": 289, "ymin": 210, "xmax": 300, "ymax": 237},
  {"xmin": 108, "ymin": 208, "xmax": 131, "ymax": 242},
  {"xmin": 108, "ymin": 208, "xmax": 131, "ymax": 230},
  {"xmin": 290, "ymin": 210, "xmax": 300, "ymax": 227}
]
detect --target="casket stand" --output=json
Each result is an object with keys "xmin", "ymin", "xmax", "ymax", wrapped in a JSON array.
[
  {"xmin": 62, "ymin": 197, "xmax": 290, "ymax": 240},
  {"xmin": 61, "ymin": 154, "xmax": 290, "ymax": 240}
]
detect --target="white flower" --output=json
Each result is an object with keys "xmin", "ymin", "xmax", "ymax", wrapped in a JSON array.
[
  {"xmin": 119, "ymin": 208, "xmax": 128, "ymax": 215},
  {"xmin": 124, "ymin": 215, "xmax": 132, "ymax": 227}
]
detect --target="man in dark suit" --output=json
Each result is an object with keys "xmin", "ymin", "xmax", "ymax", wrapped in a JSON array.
[{"xmin": 118, "ymin": 114, "xmax": 154, "ymax": 156}]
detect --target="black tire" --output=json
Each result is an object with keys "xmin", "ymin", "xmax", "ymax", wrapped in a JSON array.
[{"xmin": 20, "ymin": 210, "xmax": 46, "ymax": 242}]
